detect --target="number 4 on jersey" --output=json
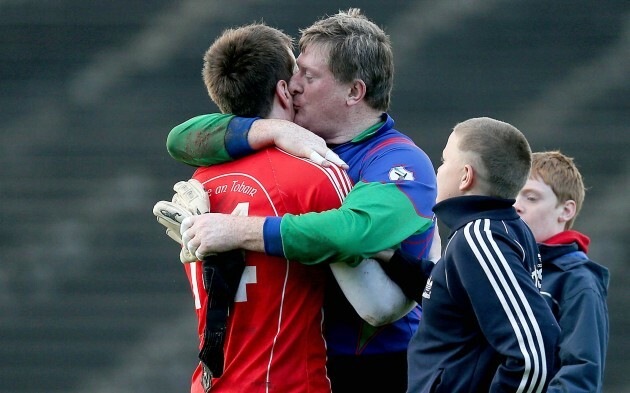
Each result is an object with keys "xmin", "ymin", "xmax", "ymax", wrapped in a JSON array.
[
  {"xmin": 231, "ymin": 202, "xmax": 257, "ymax": 302},
  {"xmin": 190, "ymin": 202, "xmax": 255, "ymax": 308}
]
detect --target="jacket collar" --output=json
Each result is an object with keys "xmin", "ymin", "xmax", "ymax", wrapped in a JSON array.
[
  {"xmin": 538, "ymin": 242, "xmax": 580, "ymax": 263},
  {"xmin": 349, "ymin": 113, "xmax": 393, "ymax": 143},
  {"xmin": 433, "ymin": 195, "xmax": 519, "ymax": 233}
]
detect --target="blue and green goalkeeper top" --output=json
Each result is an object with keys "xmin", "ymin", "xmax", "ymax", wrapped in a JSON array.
[{"xmin": 167, "ymin": 112, "xmax": 437, "ymax": 355}]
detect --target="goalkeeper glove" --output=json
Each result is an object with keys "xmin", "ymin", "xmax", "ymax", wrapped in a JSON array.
[
  {"xmin": 172, "ymin": 179, "xmax": 210, "ymax": 215},
  {"xmin": 153, "ymin": 179, "xmax": 210, "ymax": 263}
]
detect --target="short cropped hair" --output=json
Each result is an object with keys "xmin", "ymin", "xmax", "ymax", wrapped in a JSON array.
[
  {"xmin": 202, "ymin": 23, "xmax": 294, "ymax": 118},
  {"xmin": 454, "ymin": 117, "xmax": 532, "ymax": 199},
  {"xmin": 299, "ymin": 8, "xmax": 393, "ymax": 111},
  {"xmin": 531, "ymin": 151, "xmax": 585, "ymax": 229}
]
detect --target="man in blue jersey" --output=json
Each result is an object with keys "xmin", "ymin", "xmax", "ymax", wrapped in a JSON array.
[
  {"xmin": 171, "ymin": 9, "xmax": 438, "ymax": 392},
  {"xmin": 404, "ymin": 117, "xmax": 560, "ymax": 392}
]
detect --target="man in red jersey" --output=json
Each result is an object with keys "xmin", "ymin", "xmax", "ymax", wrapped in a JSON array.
[
  {"xmin": 155, "ymin": 23, "xmax": 411, "ymax": 393},
  {"xmin": 189, "ymin": 150, "xmax": 350, "ymax": 393},
  {"xmin": 183, "ymin": 23, "xmax": 346, "ymax": 393}
]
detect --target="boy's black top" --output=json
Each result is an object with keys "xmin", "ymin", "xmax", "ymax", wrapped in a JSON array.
[{"xmin": 407, "ymin": 195, "xmax": 560, "ymax": 393}]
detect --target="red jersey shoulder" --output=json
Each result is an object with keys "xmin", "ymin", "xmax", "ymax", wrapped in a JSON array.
[
  {"xmin": 264, "ymin": 148, "xmax": 353, "ymax": 204},
  {"xmin": 193, "ymin": 147, "xmax": 352, "ymax": 213}
]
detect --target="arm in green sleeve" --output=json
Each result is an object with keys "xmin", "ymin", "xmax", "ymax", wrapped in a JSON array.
[
  {"xmin": 166, "ymin": 114, "xmax": 237, "ymax": 167},
  {"xmin": 167, "ymin": 114, "xmax": 339, "ymax": 169},
  {"xmin": 279, "ymin": 181, "xmax": 434, "ymax": 266}
]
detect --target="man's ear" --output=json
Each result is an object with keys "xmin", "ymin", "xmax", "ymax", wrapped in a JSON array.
[
  {"xmin": 275, "ymin": 80, "xmax": 292, "ymax": 110},
  {"xmin": 459, "ymin": 164, "xmax": 475, "ymax": 192},
  {"xmin": 347, "ymin": 79, "xmax": 367, "ymax": 106},
  {"xmin": 558, "ymin": 199, "xmax": 577, "ymax": 224}
]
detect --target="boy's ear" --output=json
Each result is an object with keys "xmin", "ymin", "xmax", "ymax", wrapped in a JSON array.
[
  {"xmin": 347, "ymin": 79, "xmax": 367, "ymax": 105},
  {"xmin": 558, "ymin": 199, "xmax": 577, "ymax": 224},
  {"xmin": 459, "ymin": 164, "xmax": 475, "ymax": 191},
  {"xmin": 275, "ymin": 80, "xmax": 292, "ymax": 110}
]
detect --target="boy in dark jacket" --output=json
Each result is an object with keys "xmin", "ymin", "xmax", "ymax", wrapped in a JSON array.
[
  {"xmin": 515, "ymin": 151, "xmax": 609, "ymax": 393},
  {"xmin": 405, "ymin": 117, "xmax": 560, "ymax": 392}
]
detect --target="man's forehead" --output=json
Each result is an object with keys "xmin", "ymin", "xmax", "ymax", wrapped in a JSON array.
[{"xmin": 298, "ymin": 43, "xmax": 330, "ymax": 64}]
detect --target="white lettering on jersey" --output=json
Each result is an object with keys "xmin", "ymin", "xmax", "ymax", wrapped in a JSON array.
[
  {"xmin": 230, "ymin": 180, "xmax": 258, "ymax": 197},
  {"xmin": 235, "ymin": 266, "xmax": 257, "ymax": 302}
]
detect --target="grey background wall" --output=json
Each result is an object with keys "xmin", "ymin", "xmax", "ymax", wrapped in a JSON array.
[{"xmin": 0, "ymin": 1, "xmax": 628, "ymax": 392}]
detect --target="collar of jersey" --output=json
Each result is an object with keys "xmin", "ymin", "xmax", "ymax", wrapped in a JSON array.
[{"xmin": 350, "ymin": 113, "xmax": 390, "ymax": 143}]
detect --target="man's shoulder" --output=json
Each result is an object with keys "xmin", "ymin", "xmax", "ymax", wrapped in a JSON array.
[
  {"xmin": 193, "ymin": 147, "xmax": 322, "ymax": 178},
  {"xmin": 354, "ymin": 130, "xmax": 433, "ymax": 174},
  {"xmin": 265, "ymin": 147, "xmax": 353, "ymax": 193},
  {"xmin": 369, "ymin": 128, "xmax": 417, "ymax": 150},
  {"xmin": 263, "ymin": 147, "xmax": 346, "ymax": 173}
]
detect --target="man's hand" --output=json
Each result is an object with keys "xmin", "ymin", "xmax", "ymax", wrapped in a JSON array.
[
  {"xmin": 153, "ymin": 179, "xmax": 210, "ymax": 263},
  {"xmin": 249, "ymin": 119, "xmax": 348, "ymax": 169},
  {"xmin": 181, "ymin": 214, "xmax": 266, "ymax": 260}
]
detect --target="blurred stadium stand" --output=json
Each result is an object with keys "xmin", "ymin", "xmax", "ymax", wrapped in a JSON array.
[{"xmin": 0, "ymin": 1, "xmax": 628, "ymax": 392}]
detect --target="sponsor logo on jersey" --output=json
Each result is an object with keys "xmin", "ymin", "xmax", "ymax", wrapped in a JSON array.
[
  {"xmin": 422, "ymin": 276, "xmax": 433, "ymax": 299},
  {"xmin": 389, "ymin": 166, "xmax": 415, "ymax": 181}
]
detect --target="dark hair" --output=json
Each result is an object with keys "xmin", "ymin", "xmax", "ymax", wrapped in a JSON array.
[
  {"xmin": 299, "ymin": 8, "xmax": 393, "ymax": 111},
  {"xmin": 202, "ymin": 23, "xmax": 294, "ymax": 117}
]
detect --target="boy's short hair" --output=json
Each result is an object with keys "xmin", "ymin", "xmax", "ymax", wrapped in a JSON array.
[
  {"xmin": 202, "ymin": 23, "xmax": 294, "ymax": 118},
  {"xmin": 531, "ymin": 151, "xmax": 585, "ymax": 229},
  {"xmin": 298, "ymin": 8, "xmax": 393, "ymax": 111},
  {"xmin": 454, "ymin": 117, "xmax": 532, "ymax": 199}
]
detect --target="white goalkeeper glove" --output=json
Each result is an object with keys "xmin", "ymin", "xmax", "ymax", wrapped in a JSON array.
[
  {"xmin": 172, "ymin": 179, "xmax": 210, "ymax": 216},
  {"xmin": 153, "ymin": 179, "xmax": 210, "ymax": 263}
]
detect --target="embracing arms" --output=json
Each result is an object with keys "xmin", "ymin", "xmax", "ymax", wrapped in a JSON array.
[{"xmin": 167, "ymin": 114, "xmax": 345, "ymax": 168}]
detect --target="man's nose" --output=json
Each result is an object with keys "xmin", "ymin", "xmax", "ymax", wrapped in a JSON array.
[{"xmin": 289, "ymin": 75, "xmax": 301, "ymax": 95}]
